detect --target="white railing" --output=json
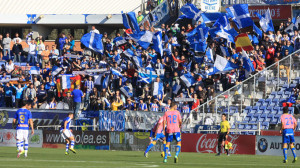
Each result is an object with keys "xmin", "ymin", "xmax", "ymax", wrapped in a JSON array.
[
  {"xmin": 37, "ymin": 125, "xmax": 98, "ymax": 131},
  {"xmin": 191, "ymin": 49, "xmax": 300, "ymax": 125},
  {"xmin": 196, "ymin": 123, "xmax": 261, "ymax": 135}
]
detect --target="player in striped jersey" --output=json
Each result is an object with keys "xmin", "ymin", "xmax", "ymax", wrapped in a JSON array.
[
  {"xmin": 14, "ymin": 101, "xmax": 34, "ymax": 158},
  {"xmin": 60, "ymin": 113, "xmax": 76, "ymax": 155}
]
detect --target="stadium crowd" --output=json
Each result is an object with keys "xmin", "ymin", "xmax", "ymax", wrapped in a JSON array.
[{"xmin": 0, "ymin": 15, "xmax": 299, "ymax": 118}]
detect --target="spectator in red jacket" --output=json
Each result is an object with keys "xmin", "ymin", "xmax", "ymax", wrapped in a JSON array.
[{"xmin": 265, "ymin": 45, "xmax": 275, "ymax": 67}]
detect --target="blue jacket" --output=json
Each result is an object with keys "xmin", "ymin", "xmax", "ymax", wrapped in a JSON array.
[{"xmin": 59, "ymin": 37, "xmax": 67, "ymax": 50}]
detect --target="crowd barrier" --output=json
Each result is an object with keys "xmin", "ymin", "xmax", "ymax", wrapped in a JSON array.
[{"xmin": 2, "ymin": 129, "xmax": 300, "ymax": 156}]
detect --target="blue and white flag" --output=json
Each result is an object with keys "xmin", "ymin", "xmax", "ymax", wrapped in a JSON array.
[
  {"xmin": 252, "ymin": 35, "xmax": 259, "ymax": 45},
  {"xmin": 226, "ymin": 4, "xmax": 253, "ymax": 29},
  {"xmin": 104, "ymin": 98, "xmax": 111, "ymax": 108},
  {"xmin": 209, "ymin": 55, "xmax": 239, "ymax": 75},
  {"xmin": 254, "ymin": 8, "xmax": 274, "ymax": 32},
  {"xmin": 215, "ymin": 28, "xmax": 237, "ymax": 43},
  {"xmin": 122, "ymin": 11, "xmax": 140, "ymax": 33},
  {"xmin": 122, "ymin": 49, "xmax": 134, "ymax": 58},
  {"xmin": 180, "ymin": 72, "xmax": 196, "ymax": 87},
  {"xmin": 213, "ymin": 13, "xmax": 231, "ymax": 30},
  {"xmin": 130, "ymin": 31, "xmax": 153, "ymax": 49},
  {"xmin": 114, "ymin": 54, "xmax": 122, "ymax": 65},
  {"xmin": 153, "ymin": 82, "xmax": 164, "ymax": 99},
  {"xmin": 206, "ymin": 48, "xmax": 214, "ymax": 62},
  {"xmin": 190, "ymin": 41, "xmax": 207, "ymax": 52},
  {"xmin": 80, "ymin": 32, "xmax": 103, "ymax": 54},
  {"xmin": 172, "ymin": 84, "xmax": 181, "ymax": 95},
  {"xmin": 241, "ymin": 50, "xmax": 255, "ymax": 77},
  {"xmin": 253, "ymin": 24, "xmax": 263, "ymax": 39},
  {"xmin": 113, "ymin": 36, "xmax": 127, "ymax": 46},
  {"xmin": 62, "ymin": 74, "xmax": 73, "ymax": 89},
  {"xmin": 132, "ymin": 55, "xmax": 143, "ymax": 69},
  {"xmin": 52, "ymin": 66, "xmax": 62, "ymax": 76},
  {"xmin": 120, "ymin": 86, "xmax": 133, "ymax": 97},
  {"xmin": 102, "ymin": 75, "xmax": 110, "ymax": 89},
  {"xmin": 176, "ymin": 14, "xmax": 189, "ymax": 22},
  {"xmin": 180, "ymin": 3, "xmax": 202, "ymax": 21},
  {"xmin": 111, "ymin": 68, "xmax": 123, "ymax": 77},
  {"xmin": 152, "ymin": 31, "xmax": 163, "ymax": 56},
  {"xmin": 30, "ymin": 66, "xmax": 40, "ymax": 75},
  {"xmin": 201, "ymin": 12, "xmax": 223, "ymax": 23},
  {"xmin": 187, "ymin": 23, "xmax": 209, "ymax": 42},
  {"xmin": 220, "ymin": 46, "xmax": 231, "ymax": 57}
]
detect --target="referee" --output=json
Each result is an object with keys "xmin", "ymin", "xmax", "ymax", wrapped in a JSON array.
[{"xmin": 216, "ymin": 114, "xmax": 230, "ymax": 156}]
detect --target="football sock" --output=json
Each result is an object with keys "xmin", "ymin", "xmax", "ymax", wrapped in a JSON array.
[
  {"xmin": 24, "ymin": 143, "xmax": 28, "ymax": 155},
  {"xmin": 163, "ymin": 140, "xmax": 166, "ymax": 153},
  {"xmin": 224, "ymin": 146, "xmax": 229, "ymax": 155},
  {"xmin": 21, "ymin": 141, "xmax": 24, "ymax": 151},
  {"xmin": 70, "ymin": 141, "xmax": 75, "ymax": 149},
  {"xmin": 291, "ymin": 145, "xmax": 297, "ymax": 159},
  {"xmin": 175, "ymin": 144, "xmax": 181, "ymax": 157},
  {"xmin": 164, "ymin": 145, "xmax": 169, "ymax": 160},
  {"xmin": 218, "ymin": 142, "xmax": 222, "ymax": 154},
  {"xmin": 16, "ymin": 141, "xmax": 21, "ymax": 151},
  {"xmin": 145, "ymin": 141, "xmax": 156, "ymax": 153},
  {"xmin": 283, "ymin": 148, "xmax": 288, "ymax": 160},
  {"xmin": 66, "ymin": 143, "xmax": 69, "ymax": 152}
]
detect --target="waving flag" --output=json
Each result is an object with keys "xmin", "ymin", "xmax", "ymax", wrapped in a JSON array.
[
  {"xmin": 180, "ymin": 72, "xmax": 196, "ymax": 87},
  {"xmin": 62, "ymin": 74, "xmax": 73, "ymax": 89},
  {"xmin": 235, "ymin": 33, "xmax": 254, "ymax": 52},
  {"xmin": 152, "ymin": 31, "xmax": 163, "ymax": 56},
  {"xmin": 226, "ymin": 4, "xmax": 253, "ymax": 29},
  {"xmin": 180, "ymin": 3, "xmax": 202, "ymax": 21},
  {"xmin": 132, "ymin": 55, "xmax": 143, "ymax": 69},
  {"xmin": 153, "ymin": 82, "xmax": 164, "ymax": 99},
  {"xmin": 254, "ymin": 8, "xmax": 274, "ymax": 32},
  {"xmin": 201, "ymin": 12, "xmax": 223, "ymax": 23},
  {"xmin": 215, "ymin": 27, "xmax": 238, "ymax": 43},
  {"xmin": 253, "ymin": 24, "xmax": 263, "ymax": 39},
  {"xmin": 102, "ymin": 75, "xmax": 110, "ymax": 89},
  {"xmin": 209, "ymin": 55, "xmax": 239, "ymax": 75},
  {"xmin": 206, "ymin": 48, "xmax": 214, "ymax": 62},
  {"xmin": 187, "ymin": 23, "xmax": 209, "ymax": 42},
  {"xmin": 241, "ymin": 50, "xmax": 255, "ymax": 77},
  {"xmin": 130, "ymin": 31, "xmax": 153, "ymax": 49},
  {"xmin": 30, "ymin": 66, "xmax": 40, "ymax": 75},
  {"xmin": 80, "ymin": 32, "xmax": 103, "ymax": 54},
  {"xmin": 113, "ymin": 36, "xmax": 127, "ymax": 46},
  {"xmin": 214, "ymin": 14, "xmax": 231, "ymax": 30},
  {"xmin": 190, "ymin": 41, "xmax": 207, "ymax": 52},
  {"xmin": 122, "ymin": 11, "xmax": 140, "ymax": 33},
  {"xmin": 120, "ymin": 86, "xmax": 133, "ymax": 97},
  {"xmin": 122, "ymin": 49, "xmax": 134, "ymax": 58},
  {"xmin": 176, "ymin": 14, "xmax": 189, "ymax": 22}
]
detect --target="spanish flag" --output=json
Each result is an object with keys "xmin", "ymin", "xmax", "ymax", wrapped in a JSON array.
[
  {"xmin": 234, "ymin": 33, "xmax": 254, "ymax": 52},
  {"xmin": 70, "ymin": 75, "xmax": 82, "ymax": 90}
]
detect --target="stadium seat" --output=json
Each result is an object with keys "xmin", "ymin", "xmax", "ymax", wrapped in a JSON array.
[
  {"xmin": 258, "ymin": 114, "xmax": 267, "ymax": 122},
  {"xmin": 261, "ymin": 122, "xmax": 270, "ymax": 130},
  {"xmin": 238, "ymin": 124, "xmax": 245, "ymax": 130},
  {"xmin": 288, "ymin": 107, "xmax": 294, "ymax": 114},
  {"xmin": 265, "ymin": 114, "xmax": 273, "ymax": 122},
  {"xmin": 252, "ymin": 106, "xmax": 259, "ymax": 111},
  {"xmin": 245, "ymin": 106, "xmax": 252, "ymax": 110},
  {"xmin": 244, "ymin": 114, "xmax": 253, "ymax": 122}
]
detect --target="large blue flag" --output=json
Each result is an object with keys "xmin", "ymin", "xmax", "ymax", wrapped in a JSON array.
[
  {"xmin": 113, "ymin": 36, "xmax": 127, "ymax": 46},
  {"xmin": 201, "ymin": 12, "xmax": 224, "ymax": 23},
  {"xmin": 130, "ymin": 31, "xmax": 153, "ymax": 49},
  {"xmin": 253, "ymin": 23, "xmax": 263, "ymax": 39},
  {"xmin": 180, "ymin": 3, "xmax": 202, "ymax": 21},
  {"xmin": 213, "ymin": 13, "xmax": 231, "ymax": 30},
  {"xmin": 241, "ymin": 50, "xmax": 255, "ymax": 77},
  {"xmin": 102, "ymin": 75, "xmax": 110, "ymax": 89},
  {"xmin": 122, "ymin": 11, "xmax": 140, "ymax": 33},
  {"xmin": 190, "ymin": 41, "xmax": 207, "ymax": 52},
  {"xmin": 186, "ymin": 23, "xmax": 209, "ymax": 42},
  {"xmin": 209, "ymin": 55, "xmax": 239, "ymax": 75},
  {"xmin": 152, "ymin": 31, "xmax": 163, "ymax": 56},
  {"xmin": 215, "ymin": 27, "xmax": 238, "ymax": 43},
  {"xmin": 180, "ymin": 72, "xmax": 196, "ymax": 87},
  {"xmin": 80, "ymin": 32, "xmax": 103, "ymax": 54},
  {"xmin": 254, "ymin": 8, "xmax": 274, "ymax": 32},
  {"xmin": 226, "ymin": 4, "xmax": 253, "ymax": 29},
  {"xmin": 206, "ymin": 48, "xmax": 214, "ymax": 62}
]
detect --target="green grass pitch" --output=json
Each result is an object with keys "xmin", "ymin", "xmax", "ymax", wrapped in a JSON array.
[{"xmin": 0, "ymin": 147, "xmax": 298, "ymax": 168}]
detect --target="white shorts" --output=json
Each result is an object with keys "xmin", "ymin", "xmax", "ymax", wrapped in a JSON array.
[
  {"xmin": 16, "ymin": 129, "xmax": 29, "ymax": 141},
  {"xmin": 60, "ymin": 129, "xmax": 74, "ymax": 140}
]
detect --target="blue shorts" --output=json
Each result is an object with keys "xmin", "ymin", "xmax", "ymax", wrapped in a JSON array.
[
  {"xmin": 166, "ymin": 132, "xmax": 181, "ymax": 142},
  {"xmin": 150, "ymin": 131, "xmax": 165, "ymax": 141},
  {"xmin": 282, "ymin": 129, "xmax": 295, "ymax": 144}
]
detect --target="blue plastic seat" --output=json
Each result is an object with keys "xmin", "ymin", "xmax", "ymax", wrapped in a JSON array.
[
  {"xmin": 262, "ymin": 122, "xmax": 270, "ymax": 130},
  {"xmin": 245, "ymin": 106, "xmax": 252, "ymax": 110},
  {"xmin": 244, "ymin": 114, "xmax": 253, "ymax": 122},
  {"xmin": 277, "ymin": 91, "xmax": 284, "ymax": 95},
  {"xmin": 252, "ymin": 106, "xmax": 259, "ymax": 111},
  {"xmin": 259, "ymin": 114, "xmax": 267, "ymax": 122}
]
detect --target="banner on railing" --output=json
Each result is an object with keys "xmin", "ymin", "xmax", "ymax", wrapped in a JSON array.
[
  {"xmin": 0, "ymin": 129, "xmax": 43, "ymax": 147},
  {"xmin": 181, "ymin": 133, "xmax": 256, "ymax": 155},
  {"xmin": 222, "ymin": 0, "xmax": 299, "ymax": 5},
  {"xmin": 256, "ymin": 136, "xmax": 300, "ymax": 156},
  {"xmin": 110, "ymin": 131, "xmax": 177, "ymax": 151},
  {"xmin": 0, "ymin": 108, "xmax": 70, "ymax": 129},
  {"xmin": 139, "ymin": 0, "xmax": 170, "ymax": 28},
  {"xmin": 43, "ymin": 130, "xmax": 109, "ymax": 150},
  {"xmin": 99, "ymin": 111, "xmax": 125, "ymax": 131},
  {"xmin": 125, "ymin": 111, "xmax": 163, "ymax": 130},
  {"xmin": 248, "ymin": 5, "xmax": 292, "ymax": 20},
  {"xmin": 201, "ymin": 0, "xmax": 220, "ymax": 13}
]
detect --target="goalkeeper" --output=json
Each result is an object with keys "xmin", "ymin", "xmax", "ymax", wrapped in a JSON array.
[{"xmin": 216, "ymin": 114, "xmax": 230, "ymax": 156}]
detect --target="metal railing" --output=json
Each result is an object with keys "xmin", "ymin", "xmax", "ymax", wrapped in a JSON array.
[
  {"xmin": 191, "ymin": 49, "xmax": 300, "ymax": 125},
  {"xmin": 37, "ymin": 125, "xmax": 98, "ymax": 131}
]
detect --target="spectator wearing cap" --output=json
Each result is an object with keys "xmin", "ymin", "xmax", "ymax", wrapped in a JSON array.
[{"xmin": 71, "ymin": 85, "xmax": 85, "ymax": 119}]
